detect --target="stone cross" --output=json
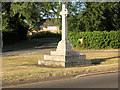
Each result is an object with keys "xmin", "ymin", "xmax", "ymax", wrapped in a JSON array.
[
  {"xmin": 38, "ymin": 4, "xmax": 92, "ymax": 67},
  {"xmin": 60, "ymin": 4, "xmax": 68, "ymax": 40}
]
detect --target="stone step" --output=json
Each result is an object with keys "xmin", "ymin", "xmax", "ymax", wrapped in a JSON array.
[
  {"xmin": 38, "ymin": 60, "xmax": 92, "ymax": 67},
  {"xmin": 66, "ymin": 55, "xmax": 86, "ymax": 61},
  {"xmin": 38, "ymin": 60, "xmax": 66, "ymax": 67},
  {"xmin": 50, "ymin": 51, "xmax": 80, "ymax": 56},
  {"xmin": 44, "ymin": 55, "xmax": 65, "ymax": 61},
  {"xmin": 44, "ymin": 55, "xmax": 86, "ymax": 62}
]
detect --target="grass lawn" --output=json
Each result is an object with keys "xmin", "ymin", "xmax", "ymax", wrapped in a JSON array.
[{"xmin": 2, "ymin": 52, "xmax": 119, "ymax": 86}]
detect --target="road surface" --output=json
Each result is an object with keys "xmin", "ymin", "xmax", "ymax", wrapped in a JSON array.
[
  {"xmin": 2, "ymin": 40, "xmax": 119, "ymax": 57},
  {"xmin": 8, "ymin": 73, "xmax": 118, "ymax": 88}
]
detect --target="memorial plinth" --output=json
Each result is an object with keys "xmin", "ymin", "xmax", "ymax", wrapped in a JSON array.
[{"xmin": 38, "ymin": 4, "xmax": 91, "ymax": 67}]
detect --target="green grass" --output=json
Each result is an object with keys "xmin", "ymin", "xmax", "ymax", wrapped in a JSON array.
[{"xmin": 2, "ymin": 52, "xmax": 119, "ymax": 82}]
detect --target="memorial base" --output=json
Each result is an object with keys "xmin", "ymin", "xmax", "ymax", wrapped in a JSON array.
[{"xmin": 38, "ymin": 40, "xmax": 92, "ymax": 67}]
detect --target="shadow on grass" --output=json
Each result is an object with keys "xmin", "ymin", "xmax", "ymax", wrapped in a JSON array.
[
  {"xmin": 19, "ymin": 64, "xmax": 64, "ymax": 68},
  {"xmin": 19, "ymin": 56, "xmax": 119, "ymax": 68},
  {"xmin": 89, "ymin": 56, "xmax": 120, "ymax": 65}
]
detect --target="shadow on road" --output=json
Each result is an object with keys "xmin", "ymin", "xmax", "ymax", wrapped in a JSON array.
[
  {"xmin": 3, "ymin": 39, "xmax": 59, "ymax": 52},
  {"xmin": 34, "ymin": 46, "xmax": 57, "ymax": 50}
]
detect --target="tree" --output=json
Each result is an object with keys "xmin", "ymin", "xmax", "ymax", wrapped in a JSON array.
[
  {"xmin": 61, "ymin": 2, "xmax": 83, "ymax": 32},
  {"xmin": 2, "ymin": 2, "xmax": 61, "ymax": 41},
  {"xmin": 67, "ymin": 2, "xmax": 120, "ymax": 32},
  {"xmin": 82, "ymin": 2, "xmax": 120, "ymax": 31},
  {"xmin": 3, "ymin": 2, "xmax": 119, "ymax": 43}
]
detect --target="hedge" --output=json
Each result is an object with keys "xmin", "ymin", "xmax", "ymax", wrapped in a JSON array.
[
  {"xmin": 29, "ymin": 31, "xmax": 61, "ymax": 39},
  {"xmin": 68, "ymin": 31, "xmax": 120, "ymax": 49}
]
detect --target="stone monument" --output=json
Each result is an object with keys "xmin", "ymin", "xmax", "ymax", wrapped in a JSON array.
[{"xmin": 38, "ymin": 4, "xmax": 91, "ymax": 67}]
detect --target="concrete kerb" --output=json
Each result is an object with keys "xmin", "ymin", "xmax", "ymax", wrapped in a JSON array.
[
  {"xmin": 75, "ymin": 70, "xmax": 120, "ymax": 78},
  {"xmin": 3, "ymin": 70, "xmax": 119, "ymax": 88}
]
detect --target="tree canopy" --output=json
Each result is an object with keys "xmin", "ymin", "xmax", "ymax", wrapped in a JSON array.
[
  {"xmin": 68, "ymin": 2, "xmax": 120, "ymax": 32},
  {"xmin": 2, "ymin": 2, "xmax": 120, "ymax": 42},
  {"xmin": 82, "ymin": 2, "xmax": 120, "ymax": 32},
  {"xmin": 2, "ymin": 2, "xmax": 62, "ymax": 41}
]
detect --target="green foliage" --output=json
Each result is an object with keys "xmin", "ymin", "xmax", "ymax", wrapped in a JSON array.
[
  {"xmin": 82, "ymin": 2, "xmax": 120, "ymax": 31},
  {"xmin": 2, "ymin": 2, "xmax": 120, "ymax": 46},
  {"xmin": 67, "ymin": 2, "xmax": 120, "ymax": 32},
  {"xmin": 68, "ymin": 31, "xmax": 120, "ymax": 49},
  {"xmin": 67, "ymin": 15, "xmax": 78, "ymax": 32},
  {"xmin": 2, "ymin": 2, "xmax": 62, "ymax": 44}
]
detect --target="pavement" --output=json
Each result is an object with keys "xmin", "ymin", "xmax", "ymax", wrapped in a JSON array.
[{"xmin": 7, "ymin": 72, "xmax": 119, "ymax": 88}]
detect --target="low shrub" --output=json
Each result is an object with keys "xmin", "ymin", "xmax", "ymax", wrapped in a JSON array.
[
  {"xmin": 28, "ymin": 31, "xmax": 61, "ymax": 40},
  {"xmin": 68, "ymin": 31, "xmax": 120, "ymax": 49}
]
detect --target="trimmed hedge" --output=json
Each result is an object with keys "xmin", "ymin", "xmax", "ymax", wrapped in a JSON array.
[{"xmin": 68, "ymin": 31, "xmax": 120, "ymax": 49}]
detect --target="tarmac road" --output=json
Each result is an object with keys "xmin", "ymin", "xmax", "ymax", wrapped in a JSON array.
[{"xmin": 8, "ymin": 72, "xmax": 118, "ymax": 88}]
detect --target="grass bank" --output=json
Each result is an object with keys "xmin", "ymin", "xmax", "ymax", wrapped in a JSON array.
[{"xmin": 2, "ymin": 52, "xmax": 119, "ymax": 87}]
